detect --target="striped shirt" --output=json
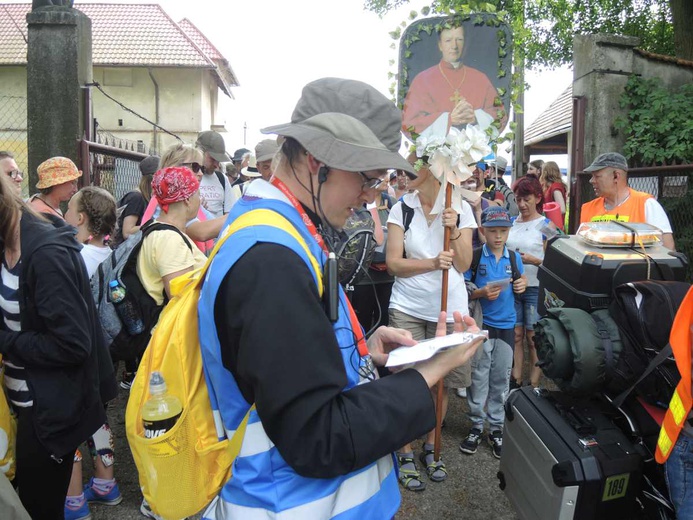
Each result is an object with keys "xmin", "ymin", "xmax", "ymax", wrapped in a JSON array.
[{"xmin": 1, "ymin": 259, "xmax": 32, "ymax": 408}]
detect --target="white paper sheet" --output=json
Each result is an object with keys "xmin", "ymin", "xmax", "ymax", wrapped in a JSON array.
[{"xmin": 385, "ymin": 331, "xmax": 488, "ymax": 367}]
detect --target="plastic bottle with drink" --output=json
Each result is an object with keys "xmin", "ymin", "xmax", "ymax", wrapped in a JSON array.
[
  {"xmin": 142, "ymin": 372, "xmax": 183, "ymax": 439},
  {"xmin": 108, "ymin": 280, "xmax": 145, "ymax": 335}
]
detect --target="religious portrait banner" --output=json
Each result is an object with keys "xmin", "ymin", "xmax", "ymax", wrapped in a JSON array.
[{"xmin": 398, "ymin": 14, "xmax": 512, "ymax": 141}]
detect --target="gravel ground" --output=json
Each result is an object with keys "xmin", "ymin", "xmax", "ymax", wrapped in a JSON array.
[{"xmin": 81, "ymin": 381, "xmax": 520, "ymax": 520}]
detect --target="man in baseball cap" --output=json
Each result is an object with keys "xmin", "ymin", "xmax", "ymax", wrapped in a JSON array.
[
  {"xmin": 198, "ymin": 78, "xmax": 483, "ymax": 519},
  {"xmin": 580, "ymin": 152, "xmax": 674, "ymax": 249},
  {"xmin": 254, "ymin": 139, "xmax": 279, "ymax": 180},
  {"xmin": 195, "ymin": 130, "xmax": 236, "ymax": 218}
]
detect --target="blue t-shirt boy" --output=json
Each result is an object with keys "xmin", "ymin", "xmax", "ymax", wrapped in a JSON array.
[
  {"xmin": 467, "ymin": 244, "xmax": 524, "ymax": 328},
  {"xmin": 465, "ymin": 206, "xmax": 526, "ymax": 329}
]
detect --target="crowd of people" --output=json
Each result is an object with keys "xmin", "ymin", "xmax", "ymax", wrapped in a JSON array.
[{"xmin": 0, "ymin": 73, "xmax": 687, "ymax": 520}]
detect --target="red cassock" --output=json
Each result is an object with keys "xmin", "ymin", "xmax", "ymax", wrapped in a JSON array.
[{"xmin": 402, "ymin": 60, "xmax": 501, "ymax": 136}]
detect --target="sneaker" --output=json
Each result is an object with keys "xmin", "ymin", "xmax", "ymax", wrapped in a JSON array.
[
  {"xmin": 489, "ymin": 430, "xmax": 503, "ymax": 459},
  {"xmin": 65, "ymin": 500, "xmax": 92, "ymax": 520},
  {"xmin": 455, "ymin": 387, "xmax": 467, "ymax": 398},
  {"xmin": 140, "ymin": 499, "xmax": 163, "ymax": 520},
  {"xmin": 459, "ymin": 428, "xmax": 483, "ymax": 455},
  {"xmin": 509, "ymin": 379, "xmax": 521, "ymax": 391},
  {"xmin": 83, "ymin": 477, "xmax": 123, "ymax": 505},
  {"xmin": 120, "ymin": 370, "xmax": 135, "ymax": 390}
]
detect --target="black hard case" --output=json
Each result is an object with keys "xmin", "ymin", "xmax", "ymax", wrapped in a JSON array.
[
  {"xmin": 499, "ymin": 387, "xmax": 643, "ymax": 520},
  {"xmin": 537, "ymin": 235, "xmax": 687, "ymax": 315}
]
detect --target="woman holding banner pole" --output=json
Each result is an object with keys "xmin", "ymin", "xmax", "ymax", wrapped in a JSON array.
[{"xmin": 386, "ymin": 150, "xmax": 476, "ymax": 490}]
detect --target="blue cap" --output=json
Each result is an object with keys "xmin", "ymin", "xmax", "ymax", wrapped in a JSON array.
[{"xmin": 481, "ymin": 206, "xmax": 512, "ymax": 227}]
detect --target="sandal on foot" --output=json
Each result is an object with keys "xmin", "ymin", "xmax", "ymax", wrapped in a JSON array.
[
  {"xmin": 396, "ymin": 455, "xmax": 426, "ymax": 492},
  {"xmin": 420, "ymin": 447, "xmax": 448, "ymax": 483}
]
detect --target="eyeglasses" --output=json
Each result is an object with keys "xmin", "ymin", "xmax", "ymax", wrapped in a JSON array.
[
  {"xmin": 181, "ymin": 162, "xmax": 202, "ymax": 174},
  {"xmin": 357, "ymin": 171, "xmax": 386, "ymax": 190},
  {"xmin": 7, "ymin": 170, "xmax": 22, "ymax": 180}
]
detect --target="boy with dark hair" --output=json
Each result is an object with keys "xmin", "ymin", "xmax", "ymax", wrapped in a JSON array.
[{"xmin": 460, "ymin": 206, "xmax": 526, "ymax": 458}]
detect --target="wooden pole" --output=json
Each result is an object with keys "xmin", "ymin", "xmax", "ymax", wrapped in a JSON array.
[{"xmin": 434, "ymin": 182, "xmax": 453, "ymax": 461}]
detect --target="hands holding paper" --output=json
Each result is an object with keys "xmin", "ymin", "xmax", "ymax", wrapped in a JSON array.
[{"xmin": 367, "ymin": 311, "xmax": 485, "ymax": 389}]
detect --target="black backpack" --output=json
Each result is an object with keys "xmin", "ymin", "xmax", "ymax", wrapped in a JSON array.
[
  {"xmin": 469, "ymin": 246, "xmax": 521, "ymax": 283},
  {"xmin": 606, "ymin": 280, "xmax": 690, "ymax": 408},
  {"xmin": 91, "ymin": 220, "xmax": 192, "ymax": 361}
]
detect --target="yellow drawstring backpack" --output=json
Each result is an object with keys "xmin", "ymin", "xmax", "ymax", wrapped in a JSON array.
[{"xmin": 125, "ymin": 209, "xmax": 322, "ymax": 519}]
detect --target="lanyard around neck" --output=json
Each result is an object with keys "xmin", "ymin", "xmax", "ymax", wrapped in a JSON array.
[
  {"xmin": 271, "ymin": 177, "xmax": 327, "ymax": 254},
  {"xmin": 270, "ymin": 177, "xmax": 369, "ymax": 359}
]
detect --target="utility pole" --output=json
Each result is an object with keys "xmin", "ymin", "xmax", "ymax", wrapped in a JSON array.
[{"xmin": 243, "ymin": 121, "xmax": 247, "ymax": 146}]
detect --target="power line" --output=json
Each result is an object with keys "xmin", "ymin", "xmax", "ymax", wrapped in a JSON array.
[
  {"xmin": 4, "ymin": 5, "xmax": 28, "ymax": 44},
  {"xmin": 86, "ymin": 82, "xmax": 182, "ymax": 142}
]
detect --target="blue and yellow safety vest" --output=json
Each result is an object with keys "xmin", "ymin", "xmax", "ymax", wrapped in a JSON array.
[{"xmin": 198, "ymin": 182, "xmax": 399, "ymax": 519}]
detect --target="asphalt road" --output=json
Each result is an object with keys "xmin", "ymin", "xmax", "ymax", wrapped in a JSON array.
[{"xmin": 82, "ymin": 382, "xmax": 519, "ymax": 520}]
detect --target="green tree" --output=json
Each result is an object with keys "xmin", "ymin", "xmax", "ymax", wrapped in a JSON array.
[{"xmin": 365, "ymin": 0, "xmax": 693, "ymax": 68}]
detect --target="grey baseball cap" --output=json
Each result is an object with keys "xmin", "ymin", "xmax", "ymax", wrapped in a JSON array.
[
  {"xmin": 139, "ymin": 155, "xmax": 160, "ymax": 176},
  {"xmin": 196, "ymin": 131, "xmax": 231, "ymax": 163},
  {"xmin": 486, "ymin": 156, "xmax": 507, "ymax": 172},
  {"xmin": 255, "ymin": 139, "xmax": 280, "ymax": 162},
  {"xmin": 584, "ymin": 152, "xmax": 628, "ymax": 173},
  {"xmin": 261, "ymin": 77, "xmax": 415, "ymax": 176}
]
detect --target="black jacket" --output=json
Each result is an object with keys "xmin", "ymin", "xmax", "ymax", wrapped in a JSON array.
[{"xmin": 0, "ymin": 211, "xmax": 117, "ymax": 458}]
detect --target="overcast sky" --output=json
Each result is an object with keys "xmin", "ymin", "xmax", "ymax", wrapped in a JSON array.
[{"xmin": 76, "ymin": 0, "xmax": 572, "ymax": 166}]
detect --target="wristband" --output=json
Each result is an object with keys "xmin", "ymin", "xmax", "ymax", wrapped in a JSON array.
[{"xmin": 450, "ymin": 231, "xmax": 462, "ymax": 241}]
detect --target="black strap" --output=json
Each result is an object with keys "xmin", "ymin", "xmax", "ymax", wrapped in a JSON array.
[
  {"xmin": 140, "ymin": 220, "xmax": 194, "ymax": 253},
  {"xmin": 470, "ymin": 247, "xmax": 519, "ymax": 283},
  {"xmin": 215, "ymin": 170, "xmax": 227, "ymax": 213},
  {"xmin": 508, "ymin": 249, "xmax": 521, "ymax": 281},
  {"xmin": 470, "ymin": 246, "xmax": 483, "ymax": 283},
  {"xmin": 400, "ymin": 201, "xmax": 415, "ymax": 260},
  {"xmin": 591, "ymin": 313, "xmax": 615, "ymax": 381},
  {"xmin": 96, "ymin": 261, "xmax": 105, "ymax": 304},
  {"xmin": 612, "ymin": 342, "xmax": 673, "ymax": 409},
  {"xmin": 401, "ymin": 201, "xmax": 415, "ymax": 234}
]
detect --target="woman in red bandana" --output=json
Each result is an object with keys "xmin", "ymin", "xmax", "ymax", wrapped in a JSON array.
[{"xmin": 136, "ymin": 166, "xmax": 208, "ymax": 306}]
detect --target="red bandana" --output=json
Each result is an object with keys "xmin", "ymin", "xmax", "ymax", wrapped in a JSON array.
[{"xmin": 152, "ymin": 166, "xmax": 199, "ymax": 213}]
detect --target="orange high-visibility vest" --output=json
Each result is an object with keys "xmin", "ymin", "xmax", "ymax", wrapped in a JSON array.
[
  {"xmin": 580, "ymin": 189, "xmax": 652, "ymax": 224},
  {"xmin": 655, "ymin": 286, "xmax": 693, "ymax": 463}
]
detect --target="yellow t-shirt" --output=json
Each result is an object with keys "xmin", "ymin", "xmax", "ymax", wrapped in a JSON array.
[{"xmin": 136, "ymin": 227, "xmax": 207, "ymax": 305}]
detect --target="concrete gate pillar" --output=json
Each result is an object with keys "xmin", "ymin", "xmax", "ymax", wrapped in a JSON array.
[
  {"xmin": 572, "ymin": 34, "xmax": 639, "ymax": 168},
  {"xmin": 26, "ymin": 6, "xmax": 91, "ymax": 193}
]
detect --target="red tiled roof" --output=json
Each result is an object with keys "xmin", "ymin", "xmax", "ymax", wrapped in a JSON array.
[
  {"xmin": 0, "ymin": 3, "xmax": 234, "ymax": 75},
  {"xmin": 178, "ymin": 18, "xmax": 222, "ymax": 61},
  {"xmin": 178, "ymin": 17, "xmax": 239, "ymax": 91},
  {"xmin": 0, "ymin": 4, "xmax": 29, "ymax": 64}
]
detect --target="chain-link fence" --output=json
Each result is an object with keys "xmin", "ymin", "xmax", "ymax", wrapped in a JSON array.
[
  {"xmin": 575, "ymin": 165, "xmax": 693, "ymax": 279},
  {"xmin": 0, "ymin": 96, "xmax": 28, "ymax": 197},
  {"xmin": 81, "ymin": 140, "xmax": 147, "ymax": 203},
  {"xmin": 82, "ymin": 128, "xmax": 153, "ymax": 201}
]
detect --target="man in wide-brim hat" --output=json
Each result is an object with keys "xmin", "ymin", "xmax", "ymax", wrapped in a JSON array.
[{"xmin": 197, "ymin": 77, "xmax": 484, "ymax": 519}]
